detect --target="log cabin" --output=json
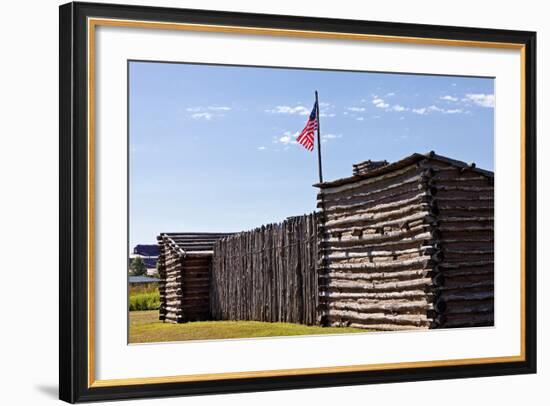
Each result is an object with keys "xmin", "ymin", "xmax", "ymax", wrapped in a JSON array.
[
  {"xmin": 316, "ymin": 151, "xmax": 494, "ymax": 330},
  {"xmin": 156, "ymin": 232, "xmax": 232, "ymax": 323}
]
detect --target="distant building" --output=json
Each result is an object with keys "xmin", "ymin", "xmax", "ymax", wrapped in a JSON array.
[
  {"xmin": 128, "ymin": 275, "xmax": 161, "ymax": 289},
  {"xmin": 129, "ymin": 275, "xmax": 161, "ymax": 284},
  {"xmin": 133, "ymin": 244, "xmax": 160, "ymax": 257},
  {"xmin": 129, "ymin": 244, "xmax": 160, "ymax": 276}
]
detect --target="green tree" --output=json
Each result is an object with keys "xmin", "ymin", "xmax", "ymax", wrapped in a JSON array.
[{"xmin": 130, "ymin": 257, "xmax": 147, "ymax": 276}]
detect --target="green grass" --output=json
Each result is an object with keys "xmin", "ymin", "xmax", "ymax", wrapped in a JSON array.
[
  {"xmin": 129, "ymin": 289, "xmax": 160, "ymax": 311},
  {"xmin": 129, "ymin": 310, "xmax": 367, "ymax": 344}
]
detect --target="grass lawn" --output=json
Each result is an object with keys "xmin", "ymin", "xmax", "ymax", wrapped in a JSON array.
[{"xmin": 129, "ymin": 310, "xmax": 366, "ymax": 344}]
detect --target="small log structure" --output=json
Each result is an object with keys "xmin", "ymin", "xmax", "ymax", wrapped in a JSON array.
[
  {"xmin": 210, "ymin": 214, "xmax": 318, "ymax": 325},
  {"xmin": 352, "ymin": 159, "xmax": 389, "ymax": 175},
  {"xmin": 157, "ymin": 232, "xmax": 232, "ymax": 323},
  {"xmin": 157, "ymin": 152, "xmax": 493, "ymax": 331},
  {"xmin": 316, "ymin": 152, "xmax": 494, "ymax": 330}
]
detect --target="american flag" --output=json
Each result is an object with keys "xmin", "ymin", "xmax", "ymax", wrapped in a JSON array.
[{"xmin": 296, "ymin": 101, "xmax": 318, "ymax": 152}]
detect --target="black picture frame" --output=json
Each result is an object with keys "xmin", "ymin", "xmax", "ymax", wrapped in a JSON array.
[{"xmin": 59, "ymin": 1, "xmax": 537, "ymax": 403}]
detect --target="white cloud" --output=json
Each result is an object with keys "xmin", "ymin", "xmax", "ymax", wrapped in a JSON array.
[
  {"xmin": 191, "ymin": 112, "xmax": 213, "ymax": 120},
  {"xmin": 187, "ymin": 106, "xmax": 232, "ymax": 112},
  {"xmin": 356, "ymin": 117, "xmax": 365, "ymax": 121},
  {"xmin": 412, "ymin": 105, "xmax": 463, "ymax": 115},
  {"xmin": 391, "ymin": 104, "xmax": 408, "ymax": 112},
  {"xmin": 464, "ymin": 93, "xmax": 495, "ymax": 108},
  {"xmin": 265, "ymin": 105, "xmax": 309, "ymax": 115},
  {"xmin": 429, "ymin": 105, "xmax": 464, "ymax": 114},
  {"xmin": 320, "ymin": 113, "xmax": 336, "ymax": 118},
  {"xmin": 372, "ymin": 97, "xmax": 390, "ymax": 109},
  {"xmin": 257, "ymin": 146, "xmax": 267, "ymax": 151},
  {"xmin": 428, "ymin": 105, "xmax": 444, "ymax": 113},
  {"xmin": 274, "ymin": 131, "xmax": 299, "ymax": 146},
  {"xmin": 347, "ymin": 107, "xmax": 366, "ymax": 112},
  {"xmin": 440, "ymin": 95, "xmax": 458, "ymax": 102},
  {"xmin": 385, "ymin": 92, "xmax": 396, "ymax": 97},
  {"xmin": 279, "ymin": 135, "xmax": 293, "ymax": 145},
  {"xmin": 186, "ymin": 106, "xmax": 232, "ymax": 119}
]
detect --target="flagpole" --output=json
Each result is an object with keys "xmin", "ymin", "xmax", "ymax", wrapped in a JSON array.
[
  {"xmin": 314, "ymin": 90, "xmax": 328, "ymax": 326},
  {"xmin": 315, "ymin": 90, "xmax": 323, "ymax": 183}
]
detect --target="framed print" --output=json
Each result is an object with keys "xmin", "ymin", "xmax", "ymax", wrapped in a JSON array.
[{"xmin": 59, "ymin": 1, "xmax": 537, "ymax": 403}]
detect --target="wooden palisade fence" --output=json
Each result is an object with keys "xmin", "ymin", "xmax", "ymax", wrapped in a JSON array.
[{"xmin": 211, "ymin": 214, "xmax": 319, "ymax": 325}]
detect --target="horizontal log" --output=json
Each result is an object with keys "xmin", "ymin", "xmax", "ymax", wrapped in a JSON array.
[
  {"xmin": 439, "ymin": 290, "xmax": 493, "ymax": 301},
  {"xmin": 438, "ymin": 216, "xmax": 493, "ymax": 223},
  {"xmin": 327, "ymin": 300, "xmax": 433, "ymax": 313},
  {"xmin": 327, "ymin": 208, "xmax": 430, "ymax": 227},
  {"xmin": 321, "ymin": 164, "xmax": 421, "ymax": 196},
  {"xmin": 328, "ymin": 321, "xmax": 429, "ymax": 331},
  {"xmin": 441, "ymin": 312, "xmax": 494, "ymax": 327},
  {"xmin": 324, "ymin": 192, "xmax": 428, "ymax": 215},
  {"xmin": 327, "ymin": 256, "xmax": 432, "ymax": 271},
  {"xmin": 320, "ymin": 188, "xmax": 423, "ymax": 211},
  {"xmin": 439, "ymin": 280, "xmax": 494, "ymax": 291},
  {"xmin": 444, "ymin": 302, "xmax": 493, "ymax": 314},
  {"xmin": 328, "ymin": 310, "xmax": 430, "ymax": 326},
  {"xmin": 437, "ymin": 266, "xmax": 493, "ymax": 277},
  {"xmin": 439, "ymin": 260, "xmax": 493, "ymax": 269},
  {"xmin": 320, "ymin": 290, "xmax": 430, "ymax": 300},
  {"xmin": 321, "ymin": 277, "xmax": 432, "ymax": 292},
  {"xmin": 325, "ymin": 230, "xmax": 433, "ymax": 246},
  {"xmin": 321, "ymin": 268, "xmax": 431, "ymax": 282},
  {"xmin": 325, "ymin": 203, "xmax": 429, "ymax": 227},
  {"xmin": 322, "ymin": 237, "xmax": 433, "ymax": 253}
]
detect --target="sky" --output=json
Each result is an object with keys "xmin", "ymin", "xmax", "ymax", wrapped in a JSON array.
[{"xmin": 129, "ymin": 61, "xmax": 494, "ymax": 248}]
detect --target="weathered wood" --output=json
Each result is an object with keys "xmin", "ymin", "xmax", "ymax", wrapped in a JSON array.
[
  {"xmin": 157, "ymin": 233, "xmax": 231, "ymax": 323},
  {"xmin": 211, "ymin": 214, "xmax": 318, "ymax": 325},
  {"xmin": 319, "ymin": 156, "xmax": 493, "ymax": 331},
  {"xmin": 328, "ymin": 309, "xmax": 430, "ymax": 326}
]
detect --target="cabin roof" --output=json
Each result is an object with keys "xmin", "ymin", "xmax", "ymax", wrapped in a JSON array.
[
  {"xmin": 157, "ymin": 232, "xmax": 233, "ymax": 256},
  {"xmin": 314, "ymin": 151, "xmax": 494, "ymax": 189}
]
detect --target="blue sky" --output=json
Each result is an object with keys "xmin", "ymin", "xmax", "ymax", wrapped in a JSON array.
[{"xmin": 129, "ymin": 61, "xmax": 494, "ymax": 248}]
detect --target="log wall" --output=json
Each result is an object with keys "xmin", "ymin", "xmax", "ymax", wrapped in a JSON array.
[
  {"xmin": 429, "ymin": 160, "xmax": 494, "ymax": 328},
  {"xmin": 157, "ymin": 235, "xmax": 184, "ymax": 323},
  {"xmin": 318, "ymin": 161, "xmax": 437, "ymax": 330},
  {"xmin": 210, "ymin": 214, "xmax": 319, "ymax": 325}
]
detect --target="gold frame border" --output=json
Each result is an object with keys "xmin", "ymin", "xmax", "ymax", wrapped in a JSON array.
[{"xmin": 87, "ymin": 17, "xmax": 527, "ymax": 388}]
